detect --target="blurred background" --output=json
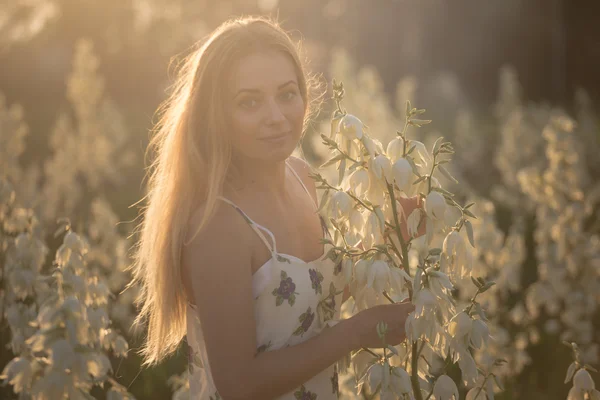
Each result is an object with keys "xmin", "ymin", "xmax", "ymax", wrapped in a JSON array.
[{"xmin": 1, "ymin": 0, "xmax": 599, "ymax": 399}]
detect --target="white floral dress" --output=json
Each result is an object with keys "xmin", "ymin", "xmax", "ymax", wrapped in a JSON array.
[{"xmin": 186, "ymin": 160, "xmax": 350, "ymax": 400}]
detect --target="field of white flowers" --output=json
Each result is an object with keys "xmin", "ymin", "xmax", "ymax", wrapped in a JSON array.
[{"xmin": 1, "ymin": 40, "xmax": 599, "ymax": 399}]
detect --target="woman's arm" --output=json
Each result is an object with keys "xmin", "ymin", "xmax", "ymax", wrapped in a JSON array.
[{"xmin": 183, "ymin": 203, "xmax": 361, "ymax": 400}]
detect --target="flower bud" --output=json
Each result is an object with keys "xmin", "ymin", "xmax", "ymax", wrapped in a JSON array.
[
  {"xmin": 392, "ymin": 158, "xmax": 412, "ymax": 192},
  {"xmin": 425, "ymin": 191, "xmax": 446, "ymax": 220},
  {"xmin": 338, "ymin": 114, "xmax": 364, "ymax": 140}
]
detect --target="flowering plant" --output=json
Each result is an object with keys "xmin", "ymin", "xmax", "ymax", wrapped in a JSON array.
[{"xmin": 310, "ymin": 81, "xmax": 504, "ymax": 399}]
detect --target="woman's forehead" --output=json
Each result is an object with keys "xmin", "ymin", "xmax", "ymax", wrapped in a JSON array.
[{"xmin": 227, "ymin": 50, "xmax": 298, "ymax": 94}]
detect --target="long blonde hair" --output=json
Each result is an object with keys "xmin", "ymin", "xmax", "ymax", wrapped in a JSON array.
[{"xmin": 127, "ymin": 15, "xmax": 323, "ymax": 367}]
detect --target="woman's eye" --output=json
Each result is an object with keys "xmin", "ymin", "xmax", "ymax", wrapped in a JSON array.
[
  {"xmin": 239, "ymin": 98, "xmax": 259, "ymax": 109},
  {"xmin": 281, "ymin": 90, "xmax": 297, "ymax": 101}
]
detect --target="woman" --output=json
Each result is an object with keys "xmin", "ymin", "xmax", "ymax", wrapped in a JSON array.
[{"xmin": 129, "ymin": 16, "xmax": 418, "ymax": 399}]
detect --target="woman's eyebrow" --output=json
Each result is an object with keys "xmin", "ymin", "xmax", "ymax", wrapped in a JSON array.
[{"xmin": 233, "ymin": 80, "xmax": 298, "ymax": 99}]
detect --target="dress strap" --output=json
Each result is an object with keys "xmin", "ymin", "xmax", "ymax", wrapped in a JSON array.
[
  {"xmin": 217, "ymin": 196, "xmax": 277, "ymax": 255},
  {"xmin": 286, "ymin": 158, "xmax": 318, "ymax": 210}
]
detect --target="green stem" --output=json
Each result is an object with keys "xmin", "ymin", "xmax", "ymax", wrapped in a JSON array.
[
  {"xmin": 387, "ymin": 183, "xmax": 411, "ymax": 276},
  {"xmin": 411, "ymin": 341, "xmax": 424, "ymax": 400}
]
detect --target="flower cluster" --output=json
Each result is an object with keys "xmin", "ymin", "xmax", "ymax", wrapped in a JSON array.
[{"xmin": 310, "ymin": 81, "xmax": 499, "ymax": 399}]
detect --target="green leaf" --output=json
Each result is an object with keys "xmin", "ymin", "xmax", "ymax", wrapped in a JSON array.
[
  {"xmin": 464, "ymin": 209, "xmax": 477, "ymax": 219},
  {"xmin": 432, "ymin": 137, "xmax": 444, "ymax": 155},
  {"xmin": 409, "ymin": 119, "xmax": 432, "ymax": 126},
  {"xmin": 464, "ymin": 220, "xmax": 475, "ymax": 248},
  {"xmin": 431, "ymin": 187, "xmax": 454, "ymax": 197},
  {"xmin": 438, "ymin": 165, "xmax": 458, "ymax": 184},
  {"xmin": 480, "ymin": 281, "xmax": 496, "ymax": 293},
  {"xmin": 320, "ymin": 153, "xmax": 345, "ymax": 168},
  {"xmin": 413, "ymin": 175, "xmax": 427, "ymax": 185},
  {"xmin": 471, "ymin": 276, "xmax": 483, "ymax": 289},
  {"xmin": 406, "ymin": 100, "xmax": 412, "ymax": 117},
  {"xmin": 406, "ymin": 156, "xmax": 421, "ymax": 177},
  {"xmin": 464, "ymin": 202, "xmax": 475, "ymax": 209}
]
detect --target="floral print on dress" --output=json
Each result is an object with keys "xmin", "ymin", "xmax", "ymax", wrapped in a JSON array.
[
  {"xmin": 317, "ymin": 282, "xmax": 341, "ymax": 324},
  {"xmin": 309, "ymin": 268, "xmax": 324, "ymax": 294},
  {"xmin": 294, "ymin": 384, "xmax": 318, "ymax": 400},
  {"xmin": 187, "ymin": 342, "xmax": 203, "ymax": 374},
  {"xmin": 333, "ymin": 260, "xmax": 342, "ymax": 276},
  {"xmin": 257, "ymin": 340, "xmax": 273, "ymax": 354},
  {"xmin": 272, "ymin": 270, "xmax": 299, "ymax": 306},
  {"xmin": 293, "ymin": 306, "xmax": 315, "ymax": 337}
]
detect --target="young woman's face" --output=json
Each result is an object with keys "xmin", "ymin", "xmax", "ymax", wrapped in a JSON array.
[{"xmin": 226, "ymin": 50, "xmax": 306, "ymax": 162}]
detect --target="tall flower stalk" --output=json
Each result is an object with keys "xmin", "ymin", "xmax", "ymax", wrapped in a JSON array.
[{"xmin": 311, "ymin": 81, "xmax": 501, "ymax": 399}]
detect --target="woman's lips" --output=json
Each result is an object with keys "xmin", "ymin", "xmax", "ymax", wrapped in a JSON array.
[{"xmin": 260, "ymin": 132, "xmax": 290, "ymax": 143}]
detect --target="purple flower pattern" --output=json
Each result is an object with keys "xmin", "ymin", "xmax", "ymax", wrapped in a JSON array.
[
  {"xmin": 293, "ymin": 306, "xmax": 315, "ymax": 337},
  {"xmin": 294, "ymin": 384, "xmax": 318, "ymax": 400},
  {"xmin": 272, "ymin": 270, "xmax": 299, "ymax": 306},
  {"xmin": 309, "ymin": 268, "xmax": 324, "ymax": 294}
]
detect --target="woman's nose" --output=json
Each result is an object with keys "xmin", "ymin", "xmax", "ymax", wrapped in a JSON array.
[{"xmin": 265, "ymin": 97, "xmax": 286, "ymax": 124}]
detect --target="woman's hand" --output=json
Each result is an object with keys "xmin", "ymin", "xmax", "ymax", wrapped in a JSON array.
[{"xmin": 352, "ymin": 301, "xmax": 415, "ymax": 349}]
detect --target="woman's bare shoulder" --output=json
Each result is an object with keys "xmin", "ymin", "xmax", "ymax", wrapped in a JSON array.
[{"xmin": 185, "ymin": 198, "xmax": 252, "ymax": 252}]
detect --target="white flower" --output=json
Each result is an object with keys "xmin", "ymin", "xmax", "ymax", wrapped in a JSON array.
[
  {"xmin": 330, "ymin": 191, "xmax": 353, "ymax": 220},
  {"xmin": 371, "ymin": 154, "xmax": 393, "ymax": 183},
  {"xmin": 426, "ymin": 269, "xmax": 453, "ymax": 300},
  {"xmin": 349, "ymin": 208, "xmax": 365, "ymax": 233},
  {"xmin": 342, "ymin": 258, "xmax": 354, "ymax": 284},
  {"xmin": 386, "ymin": 137, "xmax": 405, "ymax": 163},
  {"xmin": 414, "ymin": 289, "xmax": 437, "ymax": 317},
  {"xmin": 367, "ymin": 260, "xmax": 391, "ymax": 293},
  {"xmin": 470, "ymin": 319, "xmax": 490, "ymax": 349},
  {"xmin": 406, "ymin": 208, "xmax": 423, "ymax": 238},
  {"xmin": 409, "ymin": 139, "xmax": 432, "ymax": 165},
  {"xmin": 368, "ymin": 362, "xmax": 390, "ymax": 392},
  {"xmin": 448, "ymin": 312, "xmax": 473, "ymax": 340},
  {"xmin": 389, "ymin": 367, "xmax": 413, "ymax": 396},
  {"xmin": 392, "ymin": 158, "xmax": 413, "ymax": 192},
  {"xmin": 354, "ymin": 259, "xmax": 371, "ymax": 285},
  {"xmin": 338, "ymin": 114, "xmax": 364, "ymax": 140},
  {"xmin": 442, "ymin": 230, "xmax": 472, "ymax": 280},
  {"xmin": 364, "ymin": 210, "xmax": 384, "ymax": 248},
  {"xmin": 361, "ymin": 135, "xmax": 377, "ymax": 159},
  {"xmin": 348, "ymin": 168, "xmax": 370, "ymax": 197},
  {"xmin": 432, "ymin": 375, "xmax": 459, "ymax": 400},
  {"xmin": 567, "ymin": 387, "xmax": 600, "ymax": 400},
  {"xmin": 0, "ymin": 357, "xmax": 33, "ymax": 393},
  {"xmin": 573, "ymin": 369, "xmax": 595, "ymax": 391},
  {"xmin": 425, "ymin": 191, "xmax": 446, "ymax": 220}
]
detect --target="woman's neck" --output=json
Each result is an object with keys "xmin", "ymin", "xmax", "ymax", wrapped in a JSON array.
[{"xmin": 224, "ymin": 155, "xmax": 289, "ymax": 198}]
